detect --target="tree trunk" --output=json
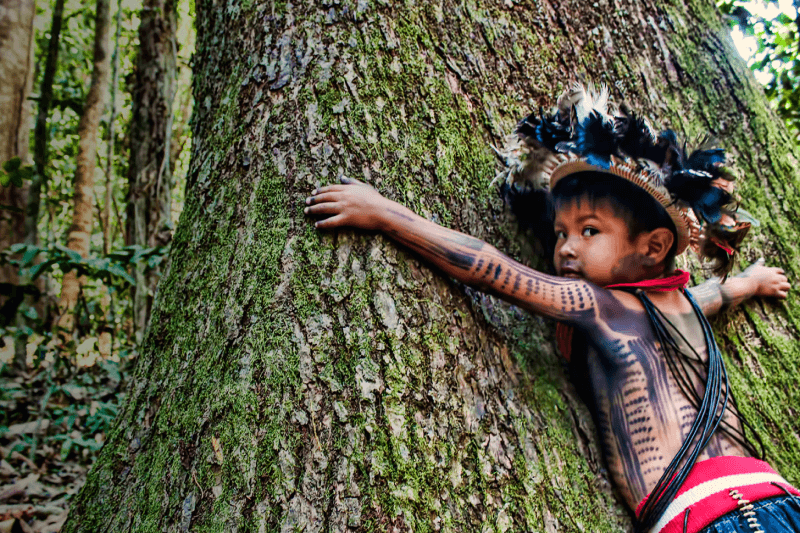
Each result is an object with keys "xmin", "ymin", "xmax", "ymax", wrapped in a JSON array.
[
  {"xmin": 125, "ymin": 0, "xmax": 177, "ymax": 342},
  {"xmin": 64, "ymin": 1, "xmax": 800, "ymax": 531},
  {"xmin": 0, "ymin": 0, "xmax": 34, "ymax": 174},
  {"xmin": 0, "ymin": 0, "xmax": 35, "ymax": 265},
  {"xmin": 28, "ymin": 0, "xmax": 66, "ymax": 248},
  {"xmin": 102, "ymin": 0, "xmax": 122, "ymax": 256},
  {"xmin": 56, "ymin": 0, "xmax": 112, "ymax": 331},
  {"xmin": 0, "ymin": 0, "xmax": 35, "ymax": 367}
]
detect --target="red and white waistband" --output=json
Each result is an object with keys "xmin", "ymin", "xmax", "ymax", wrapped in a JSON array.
[{"xmin": 635, "ymin": 456, "xmax": 800, "ymax": 533}]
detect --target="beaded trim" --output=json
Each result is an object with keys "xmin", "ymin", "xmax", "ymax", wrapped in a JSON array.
[{"xmin": 729, "ymin": 489, "xmax": 765, "ymax": 533}]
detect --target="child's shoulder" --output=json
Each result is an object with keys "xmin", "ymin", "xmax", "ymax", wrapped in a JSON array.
[{"xmin": 584, "ymin": 287, "xmax": 695, "ymax": 336}]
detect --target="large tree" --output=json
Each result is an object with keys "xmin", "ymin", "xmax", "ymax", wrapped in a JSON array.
[{"xmin": 64, "ymin": 0, "xmax": 800, "ymax": 531}]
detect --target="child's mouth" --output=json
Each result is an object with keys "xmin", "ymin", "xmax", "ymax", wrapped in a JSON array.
[{"xmin": 559, "ymin": 262, "xmax": 583, "ymax": 278}]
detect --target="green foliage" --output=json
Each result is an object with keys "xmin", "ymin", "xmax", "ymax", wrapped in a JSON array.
[
  {"xmin": 4, "ymin": 242, "xmax": 165, "ymax": 286},
  {"xmin": 720, "ymin": 0, "xmax": 800, "ymax": 138},
  {"xmin": 0, "ymin": 157, "xmax": 35, "ymax": 189},
  {"xmin": 0, "ymin": 243, "xmax": 166, "ymax": 328}
]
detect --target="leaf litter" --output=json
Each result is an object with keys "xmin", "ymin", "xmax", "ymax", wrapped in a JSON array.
[{"xmin": 0, "ymin": 353, "xmax": 131, "ymax": 532}]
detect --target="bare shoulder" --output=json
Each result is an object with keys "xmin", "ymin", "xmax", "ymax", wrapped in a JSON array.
[
  {"xmin": 605, "ymin": 289, "xmax": 643, "ymax": 309},
  {"xmin": 539, "ymin": 282, "xmax": 637, "ymax": 331}
]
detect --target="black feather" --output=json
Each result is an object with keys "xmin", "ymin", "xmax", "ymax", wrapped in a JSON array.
[
  {"xmin": 685, "ymin": 148, "xmax": 728, "ymax": 180},
  {"xmin": 653, "ymin": 130, "xmax": 685, "ymax": 169},
  {"xmin": 690, "ymin": 188, "xmax": 732, "ymax": 224},
  {"xmin": 516, "ymin": 109, "xmax": 571, "ymax": 152},
  {"xmin": 516, "ymin": 111, "xmax": 541, "ymax": 139},
  {"xmin": 574, "ymin": 111, "xmax": 617, "ymax": 167},
  {"xmin": 615, "ymin": 110, "xmax": 657, "ymax": 160},
  {"xmin": 665, "ymin": 169, "xmax": 715, "ymax": 195},
  {"xmin": 666, "ymin": 169, "xmax": 732, "ymax": 224},
  {"xmin": 686, "ymin": 148, "xmax": 725, "ymax": 171}
]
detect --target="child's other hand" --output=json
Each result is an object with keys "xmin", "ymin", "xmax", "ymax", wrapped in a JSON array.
[
  {"xmin": 305, "ymin": 177, "xmax": 389, "ymax": 231},
  {"xmin": 745, "ymin": 258, "xmax": 791, "ymax": 299}
]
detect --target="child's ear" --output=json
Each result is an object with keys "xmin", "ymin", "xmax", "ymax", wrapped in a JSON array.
[{"xmin": 641, "ymin": 228, "xmax": 674, "ymax": 266}]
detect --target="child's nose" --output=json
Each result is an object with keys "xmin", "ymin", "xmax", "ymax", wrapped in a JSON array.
[{"xmin": 558, "ymin": 238, "xmax": 578, "ymax": 258}]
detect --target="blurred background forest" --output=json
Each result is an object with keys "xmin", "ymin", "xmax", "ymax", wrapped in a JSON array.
[{"xmin": 0, "ymin": 0, "xmax": 797, "ymax": 531}]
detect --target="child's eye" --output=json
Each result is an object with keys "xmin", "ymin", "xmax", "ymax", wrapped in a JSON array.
[
  {"xmin": 582, "ymin": 227, "xmax": 599, "ymax": 237},
  {"xmin": 555, "ymin": 230, "xmax": 567, "ymax": 240}
]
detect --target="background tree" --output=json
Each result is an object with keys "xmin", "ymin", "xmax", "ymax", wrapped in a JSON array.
[
  {"xmin": 46, "ymin": 0, "xmax": 800, "ymax": 531},
  {"xmin": 28, "ymin": 0, "xmax": 66, "ymax": 250},
  {"xmin": 721, "ymin": 0, "xmax": 800, "ymax": 139},
  {"xmin": 126, "ymin": 0, "xmax": 177, "ymax": 342},
  {"xmin": 56, "ymin": 0, "xmax": 112, "ymax": 331},
  {"xmin": 0, "ymin": 0, "xmax": 36, "ymax": 369}
]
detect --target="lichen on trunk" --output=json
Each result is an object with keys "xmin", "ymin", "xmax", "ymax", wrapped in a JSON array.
[{"xmin": 64, "ymin": 1, "xmax": 800, "ymax": 532}]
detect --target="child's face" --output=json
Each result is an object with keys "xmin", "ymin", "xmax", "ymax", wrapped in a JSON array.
[{"xmin": 553, "ymin": 200, "xmax": 647, "ymax": 287}]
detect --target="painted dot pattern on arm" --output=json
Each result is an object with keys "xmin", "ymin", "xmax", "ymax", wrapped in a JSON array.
[{"xmin": 384, "ymin": 219, "xmax": 602, "ymax": 325}]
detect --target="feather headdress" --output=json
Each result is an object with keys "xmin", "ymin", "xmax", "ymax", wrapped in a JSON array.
[{"xmin": 495, "ymin": 82, "xmax": 754, "ymax": 277}]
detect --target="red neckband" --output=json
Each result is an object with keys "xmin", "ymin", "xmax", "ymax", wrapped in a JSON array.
[{"xmin": 605, "ymin": 269, "xmax": 690, "ymax": 292}]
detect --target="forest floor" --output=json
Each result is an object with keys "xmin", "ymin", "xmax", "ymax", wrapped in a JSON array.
[{"xmin": 0, "ymin": 345, "xmax": 131, "ymax": 533}]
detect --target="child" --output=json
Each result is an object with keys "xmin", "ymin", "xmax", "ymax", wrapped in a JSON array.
[{"xmin": 304, "ymin": 85, "xmax": 797, "ymax": 533}]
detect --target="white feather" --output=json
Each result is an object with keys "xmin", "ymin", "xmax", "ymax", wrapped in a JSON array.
[{"xmin": 556, "ymin": 82, "xmax": 614, "ymax": 125}]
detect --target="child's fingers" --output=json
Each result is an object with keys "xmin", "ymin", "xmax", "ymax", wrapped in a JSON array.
[
  {"xmin": 305, "ymin": 202, "xmax": 342, "ymax": 216},
  {"xmin": 315, "ymin": 214, "xmax": 345, "ymax": 229},
  {"xmin": 312, "ymin": 184, "xmax": 348, "ymax": 195},
  {"xmin": 306, "ymin": 191, "xmax": 340, "ymax": 205}
]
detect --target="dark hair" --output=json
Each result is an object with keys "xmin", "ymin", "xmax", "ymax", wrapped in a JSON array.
[{"xmin": 502, "ymin": 171, "xmax": 678, "ymax": 270}]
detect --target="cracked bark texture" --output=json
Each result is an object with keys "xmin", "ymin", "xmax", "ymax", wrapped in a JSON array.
[{"xmin": 64, "ymin": 0, "xmax": 800, "ymax": 531}]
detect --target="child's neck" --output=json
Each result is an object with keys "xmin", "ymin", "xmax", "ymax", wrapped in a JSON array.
[{"xmin": 605, "ymin": 269, "xmax": 689, "ymax": 292}]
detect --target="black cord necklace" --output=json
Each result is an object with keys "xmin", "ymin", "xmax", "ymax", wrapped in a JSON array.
[{"xmin": 635, "ymin": 288, "xmax": 731, "ymax": 533}]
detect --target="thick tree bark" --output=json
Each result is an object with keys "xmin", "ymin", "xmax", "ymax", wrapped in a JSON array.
[
  {"xmin": 65, "ymin": 0, "xmax": 800, "ymax": 531},
  {"xmin": 0, "ymin": 0, "xmax": 34, "ymax": 167},
  {"xmin": 56, "ymin": 0, "xmax": 112, "ymax": 331},
  {"xmin": 125, "ymin": 0, "xmax": 177, "ymax": 342}
]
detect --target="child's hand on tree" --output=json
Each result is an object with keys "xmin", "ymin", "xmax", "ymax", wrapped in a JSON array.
[
  {"xmin": 305, "ymin": 177, "xmax": 391, "ymax": 231},
  {"xmin": 744, "ymin": 258, "xmax": 791, "ymax": 299}
]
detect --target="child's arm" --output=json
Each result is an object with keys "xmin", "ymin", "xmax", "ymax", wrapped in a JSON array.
[
  {"xmin": 687, "ymin": 258, "xmax": 790, "ymax": 316},
  {"xmin": 305, "ymin": 178, "xmax": 599, "ymax": 324}
]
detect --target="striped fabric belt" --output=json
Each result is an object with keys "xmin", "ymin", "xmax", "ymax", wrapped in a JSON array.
[{"xmin": 635, "ymin": 456, "xmax": 800, "ymax": 533}]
